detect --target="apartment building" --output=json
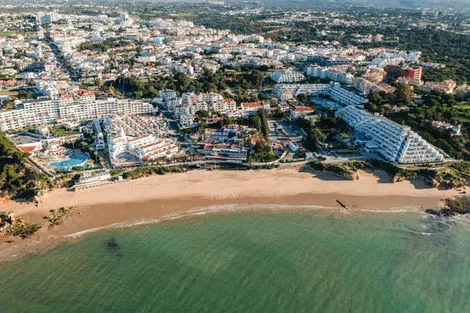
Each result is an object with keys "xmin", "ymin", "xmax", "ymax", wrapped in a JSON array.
[
  {"xmin": 240, "ymin": 101, "xmax": 271, "ymax": 116},
  {"xmin": 93, "ymin": 119, "xmax": 105, "ymax": 150},
  {"xmin": 384, "ymin": 65, "xmax": 422, "ymax": 81},
  {"xmin": 0, "ymin": 91, "xmax": 155, "ymax": 131},
  {"xmin": 0, "ymin": 98, "xmax": 58, "ymax": 131},
  {"xmin": 59, "ymin": 90, "xmax": 98, "ymax": 122},
  {"xmin": 336, "ymin": 106, "xmax": 444, "ymax": 164},
  {"xmin": 204, "ymin": 124, "xmax": 247, "ymax": 143},
  {"xmin": 353, "ymin": 77, "xmax": 381, "ymax": 95},
  {"xmin": 198, "ymin": 143, "xmax": 248, "ymax": 161},
  {"xmin": 290, "ymin": 106, "xmax": 314, "ymax": 120},
  {"xmin": 273, "ymin": 84, "xmax": 329, "ymax": 101},
  {"xmin": 178, "ymin": 92, "xmax": 236, "ymax": 116},
  {"xmin": 306, "ymin": 66, "xmax": 353, "ymax": 84},
  {"xmin": 271, "ymin": 70, "xmax": 306, "ymax": 83},
  {"xmin": 108, "ymin": 128, "xmax": 178, "ymax": 162},
  {"xmin": 324, "ymin": 85, "xmax": 368, "ymax": 107}
]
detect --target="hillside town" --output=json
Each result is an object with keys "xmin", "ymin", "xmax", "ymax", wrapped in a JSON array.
[{"xmin": 1, "ymin": 3, "xmax": 469, "ymax": 189}]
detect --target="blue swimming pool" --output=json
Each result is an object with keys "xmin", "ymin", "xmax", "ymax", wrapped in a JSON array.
[{"xmin": 49, "ymin": 151, "xmax": 90, "ymax": 171}]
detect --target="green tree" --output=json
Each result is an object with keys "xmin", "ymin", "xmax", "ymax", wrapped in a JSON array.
[{"xmin": 395, "ymin": 83, "xmax": 413, "ymax": 104}]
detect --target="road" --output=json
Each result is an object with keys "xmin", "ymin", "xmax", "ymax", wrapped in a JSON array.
[{"xmin": 46, "ymin": 36, "xmax": 80, "ymax": 82}]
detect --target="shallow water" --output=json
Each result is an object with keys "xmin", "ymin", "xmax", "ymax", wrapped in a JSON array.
[{"xmin": 1, "ymin": 211, "xmax": 470, "ymax": 313}]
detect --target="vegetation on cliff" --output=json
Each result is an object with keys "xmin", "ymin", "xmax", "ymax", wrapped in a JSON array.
[
  {"xmin": 1, "ymin": 212, "xmax": 41, "ymax": 239},
  {"xmin": 426, "ymin": 197, "xmax": 470, "ymax": 217},
  {"xmin": 309, "ymin": 159, "xmax": 468, "ymax": 189},
  {"xmin": 0, "ymin": 132, "xmax": 51, "ymax": 200},
  {"xmin": 122, "ymin": 166, "xmax": 186, "ymax": 180}
]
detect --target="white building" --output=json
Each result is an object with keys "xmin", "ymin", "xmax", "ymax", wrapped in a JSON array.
[
  {"xmin": 108, "ymin": 128, "xmax": 178, "ymax": 162},
  {"xmin": 290, "ymin": 106, "xmax": 314, "ymax": 120},
  {"xmin": 240, "ymin": 101, "xmax": 271, "ymax": 116},
  {"xmin": 273, "ymin": 84, "xmax": 329, "ymax": 101},
  {"xmin": 180, "ymin": 115, "xmax": 197, "ymax": 129},
  {"xmin": 336, "ymin": 106, "xmax": 444, "ymax": 164},
  {"xmin": 271, "ymin": 70, "xmax": 305, "ymax": 83},
  {"xmin": 0, "ymin": 91, "xmax": 155, "ymax": 131},
  {"xmin": 306, "ymin": 66, "xmax": 353, "ymax": 84},
  {"xmin": 324, "ymin": 85, "xmax": 368, "ymax": 107},
  {"xmin": 174, "ymin": 92, "xmax": 236, "ymax": 117},
  {"xmin": 93, "ymin": 119, "xmax": 105, "ymax": 150}
]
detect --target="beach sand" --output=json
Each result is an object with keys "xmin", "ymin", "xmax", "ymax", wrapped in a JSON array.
[{"xmin": 0, "ymin": 166, "xmax": 466, "ymax": 263}]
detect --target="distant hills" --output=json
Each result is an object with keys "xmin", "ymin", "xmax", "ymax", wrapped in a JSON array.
[{"xmin": 261, "ymin": 0, "xmax": 470, "ymax": 10}]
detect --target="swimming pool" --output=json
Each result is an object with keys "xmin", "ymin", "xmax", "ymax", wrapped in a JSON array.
[{"xmin": 49, "ymin": 151, "xmax": 90, "ymax": 171}]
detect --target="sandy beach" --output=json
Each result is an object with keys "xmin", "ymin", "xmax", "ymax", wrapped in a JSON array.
[{"xmin": 0, "ymin": 166, "xmax": 466, "ymax": 263}]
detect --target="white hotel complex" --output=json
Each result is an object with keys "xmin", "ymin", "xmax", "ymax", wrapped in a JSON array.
[
  {"xmin": 104, "ymin": 115, "xmax": 179, "ymax": 165},
  {"xmin": 271, "ymin": 70, "xmax": 306, "ymax": 83},
  {"xmin": 0, "ymin": 90, "xmax": 155, "ymax": 131},
  {"xmin": 273, "ymin": 83, "xmax": 330, "ymax": 101},
  {"xmin": 165, "ymin": 92, "xmax": 237, "ymax": 118},
  {"xmin": 324, "ymin": 85, "xmax": 368, "ymax": 107},
  {"xmin": 336, "ymin": 106, "xmax": 444, "ymax": 164}
]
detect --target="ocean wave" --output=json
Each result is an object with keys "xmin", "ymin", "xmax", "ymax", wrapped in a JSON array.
[
  {"xmin": 63, "ymin": 203, "xmax": 423, "ymax": 239},
  {"xmin": 357, "ymin": 208, "xmax": 422, "ymax": 214}
]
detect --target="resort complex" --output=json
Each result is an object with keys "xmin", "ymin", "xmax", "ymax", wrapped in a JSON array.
[
  {"xmin": 2, "ymin": 3, "xmax": 470, "ymax": 313},
  {"xmin": 0, "ymin": 2, "xmax": 469, "ymax": 193},
  {"xmin": 336, "ymin": 106, "xmax": 445, "ymax": 164},
  {"xmin": 105, "ymin": 114, "xmax": 179, "ymax": 166},
  {"xmin": 0, "ymin": 91, "xmax": 155, "ymax": 131}
]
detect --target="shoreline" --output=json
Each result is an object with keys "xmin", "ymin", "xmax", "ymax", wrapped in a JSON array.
[{"xmin": 0, "ymin": 166, "xmax": 466, "ymax": 264}]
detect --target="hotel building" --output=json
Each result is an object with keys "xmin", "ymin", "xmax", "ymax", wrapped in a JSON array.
[
  {"xmin": 0, "ymin": 91, "xmax": 155, "ymax": 131},
  {"xmin": 273, "ymin": 84, "xmax": 329, "ymax": 101},
  {"xmin": 324, "ymin": 85, "xmax": 368, "ymax": 107},
  {"xmin": 271, "ymin": 70, "xmax": 306, "ymax": 83},
  {"xmin": 336, "ymin": 106, "xmax": 444, "ymax": 164}
]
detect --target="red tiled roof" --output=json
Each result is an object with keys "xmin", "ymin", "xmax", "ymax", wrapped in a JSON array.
[
  {"xmin": 18, "ymin": 146, "xmax": 36, "ymax": 153},
  {"xmin": 241, "ymin": 101, "xmax": 269, "ymax": 108},
  {"xmin": 293, "ymin": 107, "xmax": 313, "ymax": 111},
  {"xmin": 76, "ymin": 89, "xmax": 94, "ymax": 97}
]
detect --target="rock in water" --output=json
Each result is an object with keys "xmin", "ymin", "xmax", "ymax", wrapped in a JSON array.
[{"xmin": 107, "ymin": 237, "xmax": 119, "ymax": 248}]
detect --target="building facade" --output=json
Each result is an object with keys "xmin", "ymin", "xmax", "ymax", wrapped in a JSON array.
[
  {"xmin": 0, "ymin": 91, "xmax": 155, "ymax": 131},
  {"xmin": 336, "ymin": 106, "xmax": 444, "ymax": 164}
]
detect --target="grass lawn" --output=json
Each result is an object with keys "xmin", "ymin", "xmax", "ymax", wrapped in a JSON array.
[
  {"xmin": 51, "ymin": 127, "xmax": 81, "ymax": 137},
  {"xmin": 0, "ymin": 90, "xmax": 18, "ymax": 96}
]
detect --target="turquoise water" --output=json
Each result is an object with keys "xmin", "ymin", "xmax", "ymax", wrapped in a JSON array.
[
  {"xmin": 49, "ymin": 151, "xmax": 90, "ymax": 171},
  {"xmin": 1, "ymin": 211, "xmax": 470, "ymax": 313}
]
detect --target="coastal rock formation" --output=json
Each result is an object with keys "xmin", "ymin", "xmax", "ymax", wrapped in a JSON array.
[{"xmin": 426, "ymin": 197, "xmax": 470, "ymax": 216}]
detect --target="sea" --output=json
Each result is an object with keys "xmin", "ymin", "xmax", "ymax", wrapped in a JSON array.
[{"xmin": 1, "ymin": 209, "xmax": 470, "ymax": 313}]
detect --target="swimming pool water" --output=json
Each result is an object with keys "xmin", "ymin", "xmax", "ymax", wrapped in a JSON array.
[{"xmin": 49, "ymin": 151, "xmax": 90, "ymax": 171}]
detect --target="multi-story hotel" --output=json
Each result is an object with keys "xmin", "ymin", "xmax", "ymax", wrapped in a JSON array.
[
  {"xmin": 324, "ymin": 85, "xmax": 368, "ymax": 107},
  {"xmin": 179, "ymin": 92, "xmax": 236, "ymax": 116},
  {"xmin": 384, "ymin": 65, "xmax": 422, "ymax": 81},
  {"xmin": 0, "ymin": 90, "xmax": 155, "ymax": 131},
  {"xmin": 273, "ymin": 84, "xmax": 329, "ymax": 101},
  {"xmin": 353, "ymin": 77, "xmax": 380, "ymax": 95},
  {"xmin": 108, "ymin": 132, "xmax": 179, "ymax": 161},
  {"xmin": 306, "ymin": 66, "xmax": 354, "ymax": 84},
  {"xmin": 240, "ymin": 101, "xmax": 271, "ymax": 116},
  {"xmin": 197, "ymin": 143, "xmax": 248, "ymax": 161},
  {"xmin": 271, "ymin": 70, "xmax": 306, "ymax": 83},
  {"xmin": 106, "ymin": 118, "xmax": 178, "ymax": 164},
  {"xmin": 336, "ymin": 106, "xmax": 444, "ymax": 164}
]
